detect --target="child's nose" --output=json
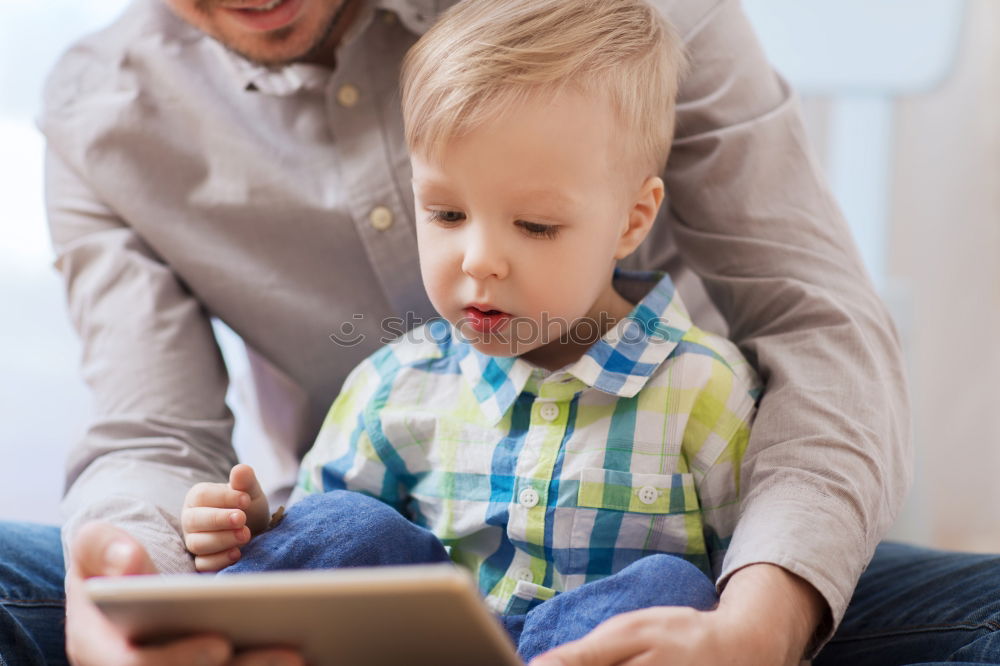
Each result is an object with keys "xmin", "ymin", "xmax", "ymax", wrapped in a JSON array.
[{"xmin": 461, "ymin": 225, "xmax": 509, "ymax": 281}]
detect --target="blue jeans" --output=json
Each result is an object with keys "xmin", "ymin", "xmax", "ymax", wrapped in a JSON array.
[
  {"xmin": 220, "ymin": 492, "xmax": 720, "ymax": 661},
  {"xmin": 0, "ymin": 521, "xmax": 67, "ymax": 666},
  {"xmin": 3, "ymin": 506, "xmax": 1000, "ymax": 666}
]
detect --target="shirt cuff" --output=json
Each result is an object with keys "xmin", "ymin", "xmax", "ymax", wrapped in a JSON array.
[
  {"xmin": 61, "ymin": 495, "xmax": 196, "ymax": 576},
  {"xmin": 717, "ymin": 493, "xmax": 873, "ymax": 657}
]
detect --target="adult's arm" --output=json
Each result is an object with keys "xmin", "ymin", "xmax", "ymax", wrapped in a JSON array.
[
  {"xmin": 661, "ymin": 0, "xmax": 910, "ymax": 642},
  {"xmin": 45, "ymin": 144, "xmax": 235, "ymax": 575}
]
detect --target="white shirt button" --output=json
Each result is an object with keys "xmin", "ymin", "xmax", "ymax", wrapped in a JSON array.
[
  {"xmin": 637, "ymin": 485, "xmax": 659, "ymax": 505},
  {"xmin": 518, "ymin": 488, "xmax": 540, "ymax": 508},
  {"xmin": 538, "ymin": 403, "xmax": 559, "ymax": 421},
  {"xmin": 513, "ymin": 567, "xmax": 533, "ymax": 582},
  {"xmin": 369, "ymin": 206, "xmax": 394, "ymax": 231},
  {"xmin": 337, "ymin": 83, "xmax": 360, "ymax": 108}
]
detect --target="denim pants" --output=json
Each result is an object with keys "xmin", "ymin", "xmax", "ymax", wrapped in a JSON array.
[
  {"xmin": 219, "ymin": 492, "xmax": 720, "ymax": 661},
  {"xmin": 3, "ymin": 501, "xmax": 1000, "ymax": 666}
]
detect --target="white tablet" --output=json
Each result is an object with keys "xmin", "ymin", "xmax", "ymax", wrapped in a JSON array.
[{"xmin": 86, "ymin": 564, "xmax": 524, "ymax": 666}]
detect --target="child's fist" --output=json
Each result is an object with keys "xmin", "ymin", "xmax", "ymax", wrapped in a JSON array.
[{"xmin": 181, "ymin": 464, "xmax": 270, "ymax": 572}]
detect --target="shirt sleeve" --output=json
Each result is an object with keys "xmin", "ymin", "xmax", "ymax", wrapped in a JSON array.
[
  {"xmin": 294, "ymin": 357, "xmax": 408, "ymax": 512},
  {"xmin": 662, "ymin": 0, "xmax": 911, "ymax": 646},
  {"xmin": 43, "ymin": 145, "xmax": 236, "ymax": 575}
]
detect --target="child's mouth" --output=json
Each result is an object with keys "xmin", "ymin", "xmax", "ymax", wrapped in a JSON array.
[{"xmin": 462, "ymin": 307, "xmax": 512, "ymax": 334}]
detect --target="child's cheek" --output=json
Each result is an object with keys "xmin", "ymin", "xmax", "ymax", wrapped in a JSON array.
[{"xmin": 419, "ymin": 259, "xmax": 453, "ymax": 319}]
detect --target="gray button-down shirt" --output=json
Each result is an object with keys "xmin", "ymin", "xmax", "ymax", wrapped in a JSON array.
[{"xmin": 39, "ymin": 0, "xmax": 910, "ymax": 640}]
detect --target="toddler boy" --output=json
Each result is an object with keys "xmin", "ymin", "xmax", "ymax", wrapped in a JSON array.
[{"xmin": 182, "ymin": 0, "xmax": 760, "ymax": 660}]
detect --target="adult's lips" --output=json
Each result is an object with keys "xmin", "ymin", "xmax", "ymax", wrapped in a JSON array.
[
  {"xmin": 220, "ymin": 0, "xmax": 281, "ymax": 7},
  {"xmin": 219, "ymin": 0, "xmax": 305, "ymax": 31}
]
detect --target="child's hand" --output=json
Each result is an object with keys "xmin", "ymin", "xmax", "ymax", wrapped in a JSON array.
[{"xmin": 182, "ymin": 463, "xmax": 271, "ymax": 572}]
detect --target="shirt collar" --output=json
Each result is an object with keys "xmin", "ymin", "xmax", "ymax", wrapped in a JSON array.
[
  {"xmin": 213, "ymin": 0, "xmax": 438, "ymax": 95},
  {"xmin": 458, "ymin": 269, "xmax": 693, "ymax": 425},
  {"xmin": 221, "ymin": 54, "xmax": 332, "ymax": 96}
]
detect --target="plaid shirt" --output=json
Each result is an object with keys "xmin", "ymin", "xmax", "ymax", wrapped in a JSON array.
[{"xmin": 296, "ymin": 270, "xmax": 760, "ymax": 615}]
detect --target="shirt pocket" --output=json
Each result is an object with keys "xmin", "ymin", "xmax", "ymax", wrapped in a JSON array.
[{"xmin": 568, "ymin": 468, "xmax": 706, "ymax": 574}]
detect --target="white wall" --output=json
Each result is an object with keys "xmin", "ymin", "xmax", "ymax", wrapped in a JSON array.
[
  {"xmin": 886, "ymin": 0, "xmax": 1000, "ymax": 552},
  {"xmin": 0, "ymin": 1, "xmax": 133, "ymax": 524}
]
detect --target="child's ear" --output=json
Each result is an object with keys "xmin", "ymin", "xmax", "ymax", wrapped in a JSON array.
[{"xmin": 614, "ymin": 176, "xmax": 665, "ymax": 260}]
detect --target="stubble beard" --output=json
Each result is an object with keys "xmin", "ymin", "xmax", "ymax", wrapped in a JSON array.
[{"xmin": 207, "ymin": 0, "xmax": 357, "ymax": 67}]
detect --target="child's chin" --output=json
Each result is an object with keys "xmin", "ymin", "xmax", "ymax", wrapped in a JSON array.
[
  {"xmin": 455, "ymin": 333, "xmax": 519, "ymax": 358},
  {"xmin": 469, "ymin": 341, "xmax": 519, "ymax": 357}
]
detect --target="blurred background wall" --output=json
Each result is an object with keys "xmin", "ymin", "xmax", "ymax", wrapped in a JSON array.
[{"xmin": 1, "ymin": 0, "xmax": 997, "ymax": 551}]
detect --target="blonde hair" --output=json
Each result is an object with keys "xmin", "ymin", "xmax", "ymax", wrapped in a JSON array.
[{"xmin": 400, "ymin": 0, "xmax": 686, "ymax": 177}]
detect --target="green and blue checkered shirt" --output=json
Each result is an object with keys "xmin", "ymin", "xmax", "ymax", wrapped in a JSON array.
[{"xmin": 296, "ymin": 270, "xmax": 760, "ymax": 615}]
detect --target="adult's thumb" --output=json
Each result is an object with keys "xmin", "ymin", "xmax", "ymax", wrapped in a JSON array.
[{"xmin": 71, "ymin": 522, "xmax": 159, "ymax": 579}]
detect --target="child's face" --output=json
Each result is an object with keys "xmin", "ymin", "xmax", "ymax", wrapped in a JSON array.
[{"xmin": 411, "ymin": 88, "xmax": 659, "ymax": 369}]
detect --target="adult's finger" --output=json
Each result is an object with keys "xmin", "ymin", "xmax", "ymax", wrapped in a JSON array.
[
  {"xmin": 118, "ymin": 635, "xmax": 233, "ymax": 666},
  {"xmin": 529, "ymin": 634, "xmax": 643, "ymax": 666},
  {"xmin": 65, "ymin": 522, "xmax": 233, "ymax": 666},
  {"xmin": 71, "ymin": 521, "xmax": 159, "ymax": 578},
  {"xmin": 528, "ymin": 612, "xmax": 651, "ymax": 666}
]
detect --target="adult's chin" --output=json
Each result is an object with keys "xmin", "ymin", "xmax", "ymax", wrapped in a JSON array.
[{"xmin": 204, "ymin": 0, "xmax": 350, "ymax": 67}]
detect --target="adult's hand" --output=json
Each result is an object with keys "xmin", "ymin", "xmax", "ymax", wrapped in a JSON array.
[
  {"xmin": 528, "ymin": 605, "xmax": 752, "ymax": 666},
  {"xmin": 528, "ymin": 563, "xmax": 824, "ymax": 666},
  {"xmin": 65, "ymin": 521, "xmax": 305, "ymax": 666}
]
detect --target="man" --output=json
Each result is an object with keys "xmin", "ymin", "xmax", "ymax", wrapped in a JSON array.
[{"xmin": 0, "ymin": 0, "xmax": 996, "ymax": 664}]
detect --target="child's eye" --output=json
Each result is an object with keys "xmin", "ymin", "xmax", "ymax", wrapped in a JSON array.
[
  {"xmin": 518, "ymin": 221, "xmax": 560, "ymax": 240},
  {"xmin": 428, "ymin": 210, "xmax": 465, "ymax": 225}
]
